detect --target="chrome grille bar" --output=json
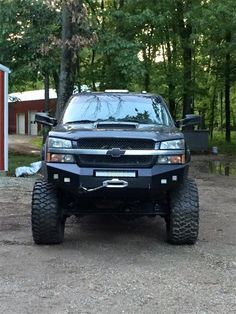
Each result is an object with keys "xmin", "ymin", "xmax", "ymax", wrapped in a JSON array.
[{"xmin": 48, "ymin": 148, "xmax": 185, "ymax": 156}]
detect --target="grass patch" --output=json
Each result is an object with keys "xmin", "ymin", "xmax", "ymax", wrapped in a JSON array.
[
  {"xmin": 8, "ymin": 153, "xmax": 40, "ymax": 176},
  {"xmin": 209, "ymin": 131, "xmax": 236, "ymax": 155},
  {"xmin": 30, "ymin": 136, "xmax": 43, "ymax": 149}
]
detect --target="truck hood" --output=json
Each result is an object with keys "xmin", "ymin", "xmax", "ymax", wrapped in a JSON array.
[{"xmin": 49, "ymin": 123, "xmax": 183, "ymax": 142}]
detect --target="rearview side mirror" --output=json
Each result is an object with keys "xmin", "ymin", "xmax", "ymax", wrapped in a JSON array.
[
  {"xmin": 35, "ymin": 112, "xmax": 57, "ymax": 127},
  {"xmin": 175, "ymin": 114, "xmax": 202, "ymax": 128}
]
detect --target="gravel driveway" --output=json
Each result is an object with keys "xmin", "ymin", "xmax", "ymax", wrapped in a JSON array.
[{"xmin": 0, "ymin": 160, "xmax": 236, "ymax": 314}]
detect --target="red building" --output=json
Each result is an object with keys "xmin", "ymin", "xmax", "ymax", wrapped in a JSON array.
[{"xmin": 8, "ymin": 89, "xmax": 57, "ymax": 135}]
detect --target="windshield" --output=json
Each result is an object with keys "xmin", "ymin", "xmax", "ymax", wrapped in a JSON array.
[{"xmin": 61, "ymin": 94, "xmax": 173, "ymax": 126}]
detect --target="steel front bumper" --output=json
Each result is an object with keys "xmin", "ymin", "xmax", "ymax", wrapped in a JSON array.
[{"xmin": 42, "ymin": 162, "xmax": 189, "ymax": 198}]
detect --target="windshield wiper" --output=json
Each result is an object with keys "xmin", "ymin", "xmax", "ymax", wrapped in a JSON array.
[{"xmin": 65, "ymin": 119, "xmax": 117, "ymax": 124}]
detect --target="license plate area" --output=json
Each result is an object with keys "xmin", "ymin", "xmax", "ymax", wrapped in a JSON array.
[{"xmin": 94, "ymin": 170, "xmax": 137, "ymax": 178}]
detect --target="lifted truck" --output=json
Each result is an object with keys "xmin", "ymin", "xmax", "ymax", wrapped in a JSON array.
[{"xmin": 32, "ymin": 91, "xmax": 200, "ymax": 245}]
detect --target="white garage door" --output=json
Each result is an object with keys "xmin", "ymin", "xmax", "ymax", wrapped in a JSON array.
[
  {"xmin": 17, "ymin": 113, "xmax": 25, "ymax": 134},
  {"xmin": 29, "ymin": 111, "xmax": 38, "ymax": 135}
]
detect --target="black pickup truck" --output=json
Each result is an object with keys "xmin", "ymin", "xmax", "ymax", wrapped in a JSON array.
[{"xmin": 32, "ymin": 91, "xmax": 200, "ymax": 245}]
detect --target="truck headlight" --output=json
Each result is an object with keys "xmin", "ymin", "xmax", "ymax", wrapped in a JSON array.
[
  {"xmin": 47, "ymin": 137, "xmax": 75, "ymax": 163},
  {"xmin": 156, "ymin": 139, "xmax": 185, "ymax": 164},
  {"xmin": 159, "ymin": 139, "xmax": 185, "ymax": 150},
  {"xmin": 48, "ymin": 137, "xmax": 72, "ymax": 148}
]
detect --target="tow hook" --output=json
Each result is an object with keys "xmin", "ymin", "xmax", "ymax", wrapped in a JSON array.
[{"xmin": 79, "ymin": 179, "xmax": 128, "ymax": 193}]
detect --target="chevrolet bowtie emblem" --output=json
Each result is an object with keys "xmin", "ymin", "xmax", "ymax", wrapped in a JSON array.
[{"xmin": 107, "ymin": 148, "xmax": 125, "ymax": 158}]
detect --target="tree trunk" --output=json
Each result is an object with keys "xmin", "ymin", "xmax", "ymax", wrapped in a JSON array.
[
  {"xmin": 225, "ymin": 31, "xmax": 231, "ymax": 143},
  {"xmin": 144, "ymin": 71, "xmax": 150, "ymax": 92},
  {"xmin": 43, "ymin": 72, "xmax": 50, "ymax": 143},
  {"xmin": 53, "ymin": 71, "xmax": 59, "ymax": 96},
  {"xmin": 176, "ymin": 1, "xmax": 193, "ymax": 118},
  {"xmin": 182, "ymin": 31, "xmax": 192, "ymax": 117},
  {"xmin": 56, "ymin": 2, "xmax": 75, "ymax": 119},
  {"xmin": 142, "ymin": 48, "xmax": 150, "ymax": 92},
  {"xmin": 91, "ymin": 49, "xmax": 96, "ymax": 90},
  {"xmin": 220, "ymin": 90, "xmax": 223, "ymax": 131},
  {"xmin": 44, "ymin": 72, "xmax": 50, "ymax": 113},
  {"xmin": 166, "ymin": 38, "xmax": 176, "ymax": 118},
  {"xmin": 209, "ymin": 81, "xmax": 217, "ymax": 139}
]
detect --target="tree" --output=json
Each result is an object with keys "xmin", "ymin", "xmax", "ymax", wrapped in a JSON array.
[
  {"xmin": 1, "ymin": 0, "xmax": 236, "ymax": 143},
  {"xmin": 198, "ymin": 0, "xmax": 236, "ymax": 142},
  {"xmin": 56, "ymin": 0, "xmax": 95, "ymax": 118},
  {"xmin": 0, "ymin": 0, "xmax": 60, "ymax": 92}
]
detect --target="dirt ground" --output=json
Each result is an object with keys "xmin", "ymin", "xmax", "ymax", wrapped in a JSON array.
[
  {"xmin": 0, "ymin": 157, "xmax": 236, "ymax": 313},
  {"xmin": 8, "ymin": 134, "xmax": 41, "ymax": 155}
]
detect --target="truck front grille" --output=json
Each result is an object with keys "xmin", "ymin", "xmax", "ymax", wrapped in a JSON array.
[
  {"xmin": 76, "ymin": 138, "xmax": 156, "ymax": 168},
  {"xmin": 78, "ymin": 138, "xmax": 154, "ymax": 150}
]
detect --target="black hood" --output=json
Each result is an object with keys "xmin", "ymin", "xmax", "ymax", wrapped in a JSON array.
[{"xmin": 49, "ymin": 122, "xmax": 183, "ymax": 142}]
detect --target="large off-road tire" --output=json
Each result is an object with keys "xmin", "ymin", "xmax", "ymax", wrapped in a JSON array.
[
  {"xmin": 31, "ymin": 181, "xmax": 65, "ymax": 244},
  {"xmin": 166, "ymin": 178, "xmax": 199, "ymax": 245}
]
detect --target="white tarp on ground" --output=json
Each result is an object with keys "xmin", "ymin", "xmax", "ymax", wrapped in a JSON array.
[{"xmin": 15, "ymin": 161, "xmax": 42, "ymax": 177}]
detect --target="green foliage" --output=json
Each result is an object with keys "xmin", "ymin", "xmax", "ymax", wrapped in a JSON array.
[
  {"xmin": 0, "ymin": 0, "xmax": 60, "ymax": 91},
  {"xmin": 209, "ymin": 131, "xmax": 236, "ymax": 155},
  {"xmin": 1, "ymin": 0, "xmax": 236, "ymax": 145},
  {"xmin": 30, "ymin": 136, "xmax": 43, "ymax": 149}
]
